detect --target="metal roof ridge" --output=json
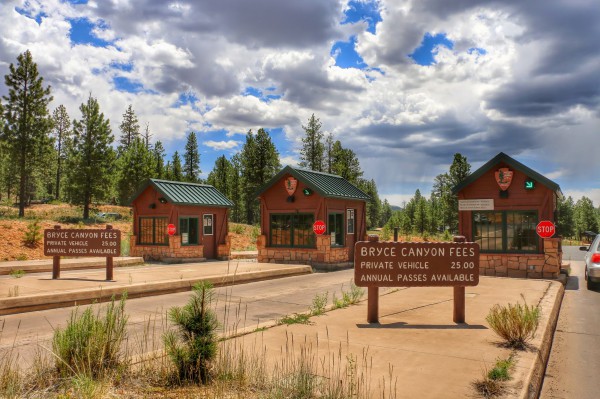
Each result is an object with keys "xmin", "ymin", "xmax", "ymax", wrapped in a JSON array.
[{"xmin": 151, "ymin": 178, "xmax": 214, "ymax": 188}]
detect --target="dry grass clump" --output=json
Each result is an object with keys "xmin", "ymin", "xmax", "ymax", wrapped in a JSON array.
[
  {"xmin": 472, "ymin": 353, "xmax": 516, "ymax": 398},
  {"xmin": 52, "ymin": 295, "xmax": 129, "ymax": 378},
  {"xmin": 486, "ymin": 296, "xmax": 541, "ymax": 349}
]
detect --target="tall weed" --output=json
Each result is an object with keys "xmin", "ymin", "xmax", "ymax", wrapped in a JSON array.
[
  {"xmin": 52, "ymin": 294, "xmax": 129, "ymax": 378},
  {"xmin": 486, "ymin": 296, "xmax": 540, "ymax": 349}
]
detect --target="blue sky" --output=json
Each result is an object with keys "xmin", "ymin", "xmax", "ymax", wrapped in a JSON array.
[{"xmin": 1, "ymin": 0, "xmax": 599, "ymax": 206}]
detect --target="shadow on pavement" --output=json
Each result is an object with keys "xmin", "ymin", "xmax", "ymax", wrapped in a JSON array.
[
  {"xmin": 356, "ymin": 322, "xmax": 487, "ymax": 330},
  {"xmin": 39, "ymin": 277, "xmax": 112, "ymax": 283},
  {"xmin": 565, "ymin": 276, "xmax": 579, "ymax": 290}
]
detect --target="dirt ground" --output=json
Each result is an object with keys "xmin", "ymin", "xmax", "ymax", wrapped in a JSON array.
[{"xmin": 0, "ymin": 204, "xmax": 256, "ymax": 261}]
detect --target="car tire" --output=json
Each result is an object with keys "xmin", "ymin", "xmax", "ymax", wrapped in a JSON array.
[{"xmin": 588, "ymin": 278, "xmax": 595, "ymax": 290}]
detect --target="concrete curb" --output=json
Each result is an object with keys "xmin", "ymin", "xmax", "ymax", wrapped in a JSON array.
[
  {"xmin": 0, "ymin": 257, "xmax": 145, "ymax": 275},
  {"xmin": 518, "ymin": 280, "xmax": 565, "ymax": 399},
  {"xmin": 0, "ymin": 265, "xmax": 312, "ymax": 316}
]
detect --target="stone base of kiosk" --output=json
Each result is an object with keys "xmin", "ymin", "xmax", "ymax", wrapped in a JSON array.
[
  {"xmin": 479, "ymin": 237, "xmax": 562, "ymax": 279},
  {"xmin": 256, "ymin": 234, "xmax": 361, "ymax": 266}
]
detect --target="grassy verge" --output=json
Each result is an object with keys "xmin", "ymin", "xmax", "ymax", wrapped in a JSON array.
[{"xmin": 0, "ymin": 281, "xmax": 392, "ymax": 398}]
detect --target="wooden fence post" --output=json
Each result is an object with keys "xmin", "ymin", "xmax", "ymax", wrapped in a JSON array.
[
  {"xmin": 106, "ymin": 224, "xmax": 114, "ymax": 281},
  {"xmin": 453, "ymin": 235, "xmax": 466, "ymax": 323},
  {"xmin": 52, "ymin": 225, "xmax": 61, "ymax": 279},
  {"xmin": 367, "ymin": 234, "xmax": 380, "ymax": 323}
]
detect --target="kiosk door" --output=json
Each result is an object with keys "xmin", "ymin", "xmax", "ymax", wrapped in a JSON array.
[{"xmin": 203, "ymin": 214, "xmax": 215, "ymax": 259}]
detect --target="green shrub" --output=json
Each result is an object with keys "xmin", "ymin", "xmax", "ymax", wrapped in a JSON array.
[
  {"xmin": 230, "ymin": 224, "xmax": 245, "ymax": 234},
  {"xmin": 472, "ymin": 354, "xmax": 515, "ymax": 398},
  {"xmin": 163, "ymin": 282, "xmax": 220, "ymax": 384},
  {"xmin": 9, "ymin": 270, "xmax": 25, "ymax": 278},
  {"xmin": 250, "ymin": 224, "xmax": 260, "ymax": 241},
  {"xmin": 52, "ymin": 295, "xmax": 128, "ymax": 378},
  {"xmin": 486, "ymin": 297, "xmax": 541, "ymax": 349},
  {"xmin": 442, "ymin": 230, "xmax": 452, "ymax": 241},
  {"xmin": 380, "ymin": 226, "xmax": 391, "ymax": 241},
  {"xmin": 332, "ymin": 282, "xmax": 365, "ymax": 309},
  {"xmin": 280, "ymin": 313, "xmax": 311, "ymax": 325},
  {"xmin": 487, "ymin": 354, "xmax": 515, "ymax": 381},
  {"xmin": 23, "ymin": 219, "xmax": 43, "ymax": 247},
  {"xmin": 310, "ymin": 291, "xmax": 328, "ymax": 316}
]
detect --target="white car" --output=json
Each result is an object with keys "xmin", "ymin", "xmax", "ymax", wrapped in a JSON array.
[{"xmin": 581, "ymin": 233, "xmax": 600, "ymax": 290}]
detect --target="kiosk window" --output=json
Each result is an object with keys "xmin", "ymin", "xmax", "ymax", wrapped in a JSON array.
[
  {"xmin": 270, "ymin": 214, "xmax": 315, "ymax": 248},
  {"xmin": 203, "ymin": 214, "xmax": 214, "ymax": 236},
  {"xmin": 347, "ymin": 209, "xmax": 355, "ymax": 235},
  {"xmin": 328, "ymin": 213, "xmax": 344, "ymax": 247},
  {"xmin": 179, "ymin": 217, "xmax": 198, "ymax": 245},
  {"xmin": 473, "ymin": 211, "xmax": 538, "ymax": 253},
  {"xmin": 139, "ymin": 217, "xmax": 168, "ymax": 245}
]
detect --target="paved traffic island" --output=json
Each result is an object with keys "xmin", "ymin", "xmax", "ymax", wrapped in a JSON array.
[
  {"xmin": 230, "ymin": 276, "xmax": 563, "ymax": 399},
  {"xmin": 0, "ymin": 261, "xmax": 312, "ymax": 315}
]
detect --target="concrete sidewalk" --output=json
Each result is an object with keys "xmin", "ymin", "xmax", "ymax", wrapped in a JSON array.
[
  {"xmin": 0, "ymin": 260, "xmax": 312, "ymax": 315},
  {"xmin": 0, "ymin": 256, "xmax": 144, "ymax": 275},
  {"xmin": 231, "ymin": 277, "xmax": 563, "ymax": 399}
]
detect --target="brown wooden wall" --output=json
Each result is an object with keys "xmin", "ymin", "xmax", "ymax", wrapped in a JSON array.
[
  {"xmin": 131, "ymin": 185, "xmax": 229, "ymax": 246},
  {"xmin": 457, "ymin": 162, "xmax": 557, "ymax": 249},
  {"xmin": 259, "ymin": 173, "xmax": 367, "ymax": 257}
]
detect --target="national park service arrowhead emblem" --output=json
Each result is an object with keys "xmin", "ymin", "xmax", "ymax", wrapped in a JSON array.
[
  {"xmin": 495, "ymin": 168, "xmax": 513, "ymax": 191},
  {"xmin": 284, "ymin": 177, "xmax": 298, "ymax": 196}
]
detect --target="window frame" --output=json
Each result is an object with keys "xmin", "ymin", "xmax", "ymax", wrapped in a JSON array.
[
  {"xmin": 346, "ymin": 209, "xmax": 355, "ymax": 235},
  {"xmin": 328, "ymin": 212, "xmax": 345, "ymax": 247},
  {"xmin": 472, "ymin": 210, "xmax": 539, "ymax": 254},
  {"xmin": 203, "ymin": 214, "xmax": 214, "ymax": 236},
  {"xmin": 179, "ymin": 217, "xmax": 199, "ymax": 245},
  {"xmin": 269, "ymin": 213, "xmax": 316, "ymax": 248},
  {"xmin": 138, "ymin": 216, "xmax": 169, "ymax": 246}
]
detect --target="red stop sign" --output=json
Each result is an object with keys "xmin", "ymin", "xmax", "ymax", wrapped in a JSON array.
[
  {"xmin": 167, "ymin": 223, "xmax": 176, "ymax": 236},
  {"xmin": 536, "ymin": 221, "xmax": 555, "ymax": 238},
  {"xmin": 313, "ymin": 220, "xmax": 326, "ymax": 235}
]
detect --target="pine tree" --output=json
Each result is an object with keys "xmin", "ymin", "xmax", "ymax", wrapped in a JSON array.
[
  {"xmin": 207, "ymin": 155, "xmax": 233, "ymax": 198},
  {"xmin": 118, "ymin": 104, "xmax": 140, "ymax": 151},
  {"xmin": 52, "ymin": 105, "xmax": 71, "ymax": 200},
  {"xmin": 64, "ymin": 95, "xmax": 115, "ymax": 219},
  {"xmin": 116, "ymin": 137, "xmax": 154, "ymax": 204},
  {"xmin": 557, "ymin": 196, "xmax": 575, "ymax": 238},
  {"xmin": 324, "ymin": 132, "xmax": 334, "ymax": 173},
  {"xmin": 412, "ymin": 189, "xmax": 429, "ymax": 235},
  {"xmin": 431, "ymin": 153, "xmax": 471, "ymax": 232},
  {"xmin": 229, "ymin": 154, "xmax": 243, "ymax": 223},
  {"xmin": 171, "ymin": 151, "xmax": 183, "ymax": 182},
  {"xmin": 574, "ymin": 197, "xmax": 598, "ymax": 240},
  {"xmin": 359, "ymin": 179, "xmax": 381, "ymax": 229},
  {"xmin": 164, "ymin": 161, "xmax": 172, "ymax": 180},
  {"xmin": 152, "ymin": 141, "xmax": 166, "ymax": 179},
  {"xmin": 240, "ymin": 129, "xmax": 280, "ymax": 224},
  {"xmin": 1, "ymin": 50, "xmax": 53, "ymax": 217},
  {"xmin": 183, "ymin": 131, "xmax": 201, "ymax": 183},
  {"xmin": 331, "ymin": 140, "xmax": 363, "ymax": 184},
  {"xmin": 298, "ymin": 114, "xmax": 324, "ymax": 172},
  {"xmin": 143, "ymin": 122, "xmax": 152, "ymax": 151}
]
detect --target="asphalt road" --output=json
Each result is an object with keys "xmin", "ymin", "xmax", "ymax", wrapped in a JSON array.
[
  {"xmin": 540, "ymin": 247, "xmax": 600, "ymax": 399},
  {"xmin": 0, "ymin": 268, "xmax": 369, "ymax": 365}
]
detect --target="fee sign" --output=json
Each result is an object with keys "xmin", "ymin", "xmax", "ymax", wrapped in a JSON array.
[
  {"xmin": 44, "ymin": 229, "xmax": 121, "ymax": 257},
  {"xmin": 354, "ymin": 241, "xmax": 480, "ymax": 288}
]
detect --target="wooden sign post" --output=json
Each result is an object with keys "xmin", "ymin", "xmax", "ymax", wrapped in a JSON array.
[
  {"xmin": 355, "ymin": 236, "xmax": 479, "ymax": 324},
  {"xmin": 44, "ymin": 225, "xmax": 121, "ymax": 281}
]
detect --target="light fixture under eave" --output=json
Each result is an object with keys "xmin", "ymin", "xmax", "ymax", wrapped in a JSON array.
[{"xmin": 159, "ymin": 197, "xmax": 168, "ymax": 204}]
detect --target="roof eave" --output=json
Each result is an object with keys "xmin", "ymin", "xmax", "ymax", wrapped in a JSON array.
[{"xmin": 452, "ymin": 152, "xmax": 562, "ymax": 195}]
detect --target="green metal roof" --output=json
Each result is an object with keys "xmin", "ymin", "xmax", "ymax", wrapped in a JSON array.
[
  {"xmin": 257, "ymin": 166, "xmax": 370, "ymax": 201},
  {"xmin": 452, "ymin": 152, "xmax": 562, "ymax": 196},
  {"xmin": 130, "ymin": 179, "xmax": 234, "ymax": 207}
]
